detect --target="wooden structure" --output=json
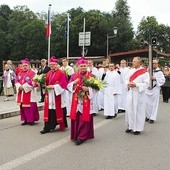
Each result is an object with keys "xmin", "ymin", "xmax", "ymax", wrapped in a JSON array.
[{"xmin": 109, "ymin": 48, "xmax": 170, "ymax": 66}]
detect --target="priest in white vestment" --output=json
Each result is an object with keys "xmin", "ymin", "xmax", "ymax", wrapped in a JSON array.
[{"xmin": 125, "ymin": 57, "xmax": 149, "ymax": 135}]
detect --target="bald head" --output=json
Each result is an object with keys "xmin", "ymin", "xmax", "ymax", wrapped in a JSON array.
[{"xmin": 132, "ymin": 57, "xmax": 142, "ymax": 69}]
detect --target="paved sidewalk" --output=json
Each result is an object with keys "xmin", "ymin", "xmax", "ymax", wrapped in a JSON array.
[{"xmin": 0, "ymin": 93, "xmax": 44, "ymax": 119}]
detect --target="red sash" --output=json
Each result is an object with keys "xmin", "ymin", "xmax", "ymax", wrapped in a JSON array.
[
  {"xmin": 44, "ymin": 93, "xmax": 65, "ymax": 130},
  {"xmin": 70, "ymin": 72, "xmax": 92, "ymax": 122},
  {"xmin": 129, "ymin": 68, "xmax": 146, "ymax": 82}
]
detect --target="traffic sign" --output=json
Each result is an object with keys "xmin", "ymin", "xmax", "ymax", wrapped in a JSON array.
[{"xmin": 79, "ymin": 32, "xmax": 91, "ymax": 46}]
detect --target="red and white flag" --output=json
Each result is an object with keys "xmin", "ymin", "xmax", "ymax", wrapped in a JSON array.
[{"xmin": 46, "ymin": 7, "xmax": 51, "ymax": 38}]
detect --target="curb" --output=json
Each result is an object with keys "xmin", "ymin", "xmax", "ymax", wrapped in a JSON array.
[{"xmin": 0, "ymin": 105, "xmax": 44, "ymax": 119}]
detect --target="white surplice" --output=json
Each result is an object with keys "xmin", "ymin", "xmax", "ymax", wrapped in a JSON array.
[
  {"xmin": 47, "ymin": 84, "xmax": 65, "ymax": 109},
  {"xmin": 87, "ymin": 66, "xmax": 100, "ymax": 114},
  {"xmin": 15, "ymin": 82, "xmax": 37, "ymax": 102},
  {"xmin": 145, "ymin": 68, "xmax": 165, "ymax": 121},
  {"xmin": 61, "ymin": 65, "xmax": 74, "ymax": 115},
  {"xmin": 98, "ymin": 69, "xmax": 108, "ymax": 110},
  {"xmin": 118, "ymin": 67, "xmax": 130, "ymax": 110},
  {"xmin": 104, "ymin": 70, "xmax": 122, "ymax": 116},
  {"xmin": 125, "ymin": 67, "xmax": 149, "ymax": 132},
  {"xmin": 67, "ymin": 82, "xmax": 95, "ymax": 114}
]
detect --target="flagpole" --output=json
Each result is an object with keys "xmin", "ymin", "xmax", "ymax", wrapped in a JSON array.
[
  {"xmin": 83, "ymin": 18, "xmax": 85, "ymax": 56},
  {"xmin": 48, "ymin": 33, "xmax": 51, "ymax": 66},
  {"xmin": 47, "ymin": 4, "xmax": 51, "ymax": 65},
  {"xmin": 67, "ymin": 13, "xmax": 70, "ymax": 61}
]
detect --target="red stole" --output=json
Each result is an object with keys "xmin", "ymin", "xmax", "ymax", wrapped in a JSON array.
[
  {"xmin": 43, "ymin": 69, "xmax": 66, "ymax": 130},
  {"xmin": 70, "ymin": 71, "xmax": 92, "ymax": 122},
  {"xmin": 129, "ymin": 68, "xmax": 146, "ymax": 82},
  {"xmin": 17, "ymin": 69, "xmax": 34, "ymax": 107}
]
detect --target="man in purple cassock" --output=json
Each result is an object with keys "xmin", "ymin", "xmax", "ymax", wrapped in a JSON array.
[
  {"xmin": 67, "ymin": 56, "xmax": 95, "ymax": 145},
  {"xmin": 15, "ymin": 58, "xmax": 39, "ymax": 125}
]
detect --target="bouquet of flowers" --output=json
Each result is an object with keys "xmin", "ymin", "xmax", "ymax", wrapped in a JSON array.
[
  {"xmin": 83, "ymin": 77, "xmax": 107, "ymax": 91},
  {"xmin": 62, "ymin": 68, "xmax": 71, "ymax": 79},
  {"xmin": 79, "ymin": 76, "xmax": 107, "ymax": 98},
  {"xmin": 32, "ymin": 74, "xmax": 46, "ymax": 85}
]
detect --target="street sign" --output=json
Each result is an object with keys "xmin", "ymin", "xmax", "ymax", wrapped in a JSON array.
[{"xmin": 79, "ymin": 31, "xmax": 91, "ymax": 46}]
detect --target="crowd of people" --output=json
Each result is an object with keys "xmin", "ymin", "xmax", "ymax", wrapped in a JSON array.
[{"xmin": 1, "ymin": 56, "xmax": 169, "ymax": 145}]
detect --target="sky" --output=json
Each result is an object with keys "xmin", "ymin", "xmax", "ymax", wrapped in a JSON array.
[{"xmin": 0, "ymin": 0, "xmax": 170, "ymax": 31}]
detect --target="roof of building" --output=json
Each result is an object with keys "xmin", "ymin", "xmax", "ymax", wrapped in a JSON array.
[{"xmin": 110, "ymin": 48, "xmax": 170, "ymax": 58}]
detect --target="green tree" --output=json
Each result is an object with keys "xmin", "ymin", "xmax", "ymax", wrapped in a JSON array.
[
  {"xmin": 137, "ymin": 16, "xmax": 170, "ymax": 53},
  {"xmin": 0, "ymin": 5, "xmax": 12, "ymax": 68},
  {"xmin": 7, "ymin": 6, "xmax": 38, "ymax": 60},
  {"xmin": 111, "ymin": 0, "xmax": 134, "ymax": 52},
  {"xmin": 137, "ymin": 16, "xmax": 159, "ymax": 42},
  {"xmin": 22, "ymin": 20, "xmax": 46, "ymax": 60},
  {"xmin": 0, "ymin": 4, "xmax": 12, "ymax": 20},
  {"xmin": 0, "ymin": 29, "xmax": 6, "ymax": 58}
]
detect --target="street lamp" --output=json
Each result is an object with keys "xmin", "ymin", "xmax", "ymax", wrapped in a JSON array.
[{"xmin": 107, "ymin": 27, "xmax": 118, "ymax": 57}]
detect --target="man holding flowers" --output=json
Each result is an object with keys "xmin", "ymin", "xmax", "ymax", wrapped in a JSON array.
[
  {"xmin": 40, "ymin": 56, "xmax": 68, "ymax": 134},
  {"xmin": 67, "ymin": 56, "xmax": 97, "ymax": 145}
]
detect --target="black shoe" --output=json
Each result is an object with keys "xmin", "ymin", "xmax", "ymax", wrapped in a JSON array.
[
  {"xmin": 106, "ymin": 116, "xmax": 113, "ymax": 119},
  {"xmin": 133, "ymin": 131, "xmax": 141, "ymax": 135},
  {"xmin": 29, "ymin": 122, "xmax": 35, "ymax": 126},
  {"xmin": 40, "ymin": 129, "xmax": 50, "ymax": 134},
  {"xmin": 21, "ymin": 121, "xmax": 28, "ymax": 126},
  {"xmin": 93, "ymin": 113, "xmax": 97, "ymax": 116},
  {"xmin": 125, "ymin": 129, "xmax": 132, "ymax": 133},
  {"xmin": 149, "ymin": 119, "xmax": 154, "ymax": 124},
  {"xmin": 39, "ymin": 100, "xmax": 44, "ymax": 103},
  {"xmin": 118, "ymin": 109, "xmax": 125, "ymax": 113},
  {"xmin": 145, "ymin": 117, "xmax": 149, "ymax": 122},
  {"xmin": 113, "ymin": 114, "xmax": 117, "ymax": 118},
  {"xmin": 76, "ymin": 139, "xmax": 84, "ymax": 145}
]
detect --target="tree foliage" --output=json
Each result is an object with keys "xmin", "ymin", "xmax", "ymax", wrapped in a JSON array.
[
  {"xmin": 111, "ymin": 0, "xmax": 134, "ymax": 52},
  {"xmin": 137, "ymin": 16, "xmax": 170, "ymax": 53},
  {"xmin": 0, "ymin": 0, "xmax": 170, "ymax": 70}
]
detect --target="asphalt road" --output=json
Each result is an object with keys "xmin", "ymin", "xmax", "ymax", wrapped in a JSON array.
[{"xmin": 0, "ymin": 100, "xmax": 170, "ymax": 170}]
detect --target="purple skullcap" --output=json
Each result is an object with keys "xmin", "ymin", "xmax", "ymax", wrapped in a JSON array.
[
  {"xmin": 21, "ymin": 58, "xmax": 30, "ymax": 65},
  {"xmin": 76, "ymin": 56, "xmax": 88, "ymax": 65},
  {"xmin": 50, "ymin": 56, "xmax": 58, "ymax": 64}
]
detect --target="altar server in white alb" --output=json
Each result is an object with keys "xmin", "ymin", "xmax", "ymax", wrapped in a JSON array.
[
  {"xmin": 104, "ymin": 63, "xmax": 121, "ymax": 119},
  {"xmin": 118, "ymin": 59, "xmax": 130, "ymax": 113},
  {"xmin": 87, "ymin": 59, "xmax": 100, "ymax": 115},
  {"xmin": 61, "ymin": 57, "xmax": 74, "ymax": 117},
  {"xmin": 98, "ymin": 65, "xmax": 109, "ymax": 110},
  {"xmin": 145, "ymin": 59, "xmax": 165, "ymax": 124},
  {"xmin": 125, "ymin": 57, "xmax": 149, "ymax": 135}
]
